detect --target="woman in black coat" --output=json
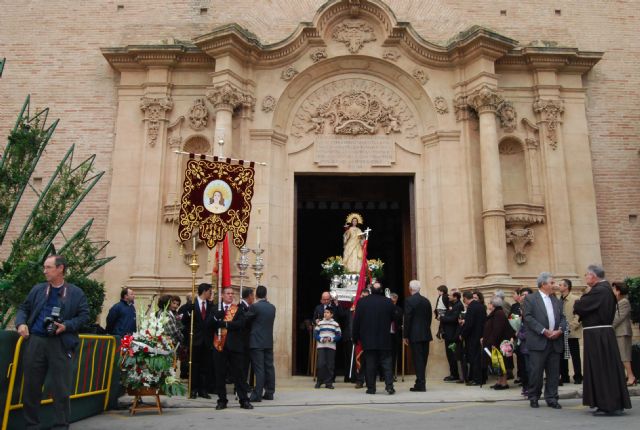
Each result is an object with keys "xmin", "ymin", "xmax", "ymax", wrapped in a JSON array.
[{"xmin": 482, "ymin": 296, "xmax": 513, "ymax": 389}]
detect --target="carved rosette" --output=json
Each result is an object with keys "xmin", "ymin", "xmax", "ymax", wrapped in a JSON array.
[
  {"xmin": 331, "ymin": 19, "xmax": 376, "ymax": 53},
  {"xmin": 533, "ymin": 99, "xmax": 564, "ymax": 150},
  {"xmin": 281, "ymin": 65, "xmax": 299, "ymax": 81},
  {"xmin": 140, "ymin": 96, "xmax": 173, "ymax": 146},
  {"xmin": 206, "ymin": 83, "xmax": 247, "ymax": 112},
  {"xmin": 434, "ymin": 96, "xmax": 448, "ymax": 115},
  {"xmin": 291, "ymin": 78, "xmax": 418, "ymax": 140},
  {"xmin": 262, "ymin": 95, "xmax": 277, "ymax": 113},
  {"xmin": 506, "ymin": 228, "xmax": 534, "ymax": 265},
  {"xmin": 310, "ymin": 48, "xmax": 328, "ymax": 63},
  {"xmin": 466, "ymin": 85, "xmax": 503, "ymax": 114},
  {"xmin": 497, "ymin": 101, "xmax": 517, "ymax": 132},
  {"xmin": 187, "ymin": 98, "xmax": 209, "ymax": 131},
  {"xmin": 412, "ymin": 68, "xmax": 429, "ymax": 85},
  {"xmin": 382, "ymin": 50, "xmax": 400, "ymax": 61}
]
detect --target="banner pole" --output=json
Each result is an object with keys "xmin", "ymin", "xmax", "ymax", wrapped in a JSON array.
[{"xmin": 187, "ymin": 249, "xmax": 199, "ymax": 396}]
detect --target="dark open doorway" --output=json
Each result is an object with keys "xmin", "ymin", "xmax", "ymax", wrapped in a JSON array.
[{"xmin": 293, "ymin": 175, "xmax": 416, "ymax": 376}]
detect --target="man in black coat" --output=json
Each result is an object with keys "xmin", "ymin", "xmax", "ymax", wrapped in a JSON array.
[
  {"xmin": 440, "ymin": 290, "xmax": 464, "ymax": 381},
  {"xmin": 352, "ymin": 283, "xmax": 396, "ymax": 395},
  {"xmin": 460, "ymin": 290, "xmax": 486, "ymax": 386},
  {"xmin": 212, "ymin": 286, "xmax": 253, "ymax": 410},
  {"xmin": 239, "ymin": 287, "xmax": 255, "ymax": 385},
  {"xmin": 180, "ymin": 283, "xmax": 215, "ymax": 399},
  {"xmin": 246, "ymin": 285, "xmax": 276, "ymax": 402},
  {"xmin": 403, "ymin": 280, "xmax": 433, "ymax": 392}
]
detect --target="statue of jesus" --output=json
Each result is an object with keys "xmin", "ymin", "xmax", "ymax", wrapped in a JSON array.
[{"xmin": 343, "ymin": 212, "xmax": 364, "ymax": 273}]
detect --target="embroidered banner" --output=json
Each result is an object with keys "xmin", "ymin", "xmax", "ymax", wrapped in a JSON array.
[{"xmin": 178, "ymin": 158, "xmax": 255, "ymax": 249}]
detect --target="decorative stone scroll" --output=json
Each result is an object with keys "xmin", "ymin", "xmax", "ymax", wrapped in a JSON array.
[
  {"xmin": 187, "ymin": 98, "xmax": 209, "ymax": 131},
  {"xmin": 310, "ymin": 48, "xmax": 328, "ymax": 63},
  {"xmin": 533, "ymin": 99, "xmax": 564, "ymax": 150},
  {"xmin": 291, "ymin": 79, "xmax": 418, "ymax": 141},
  {"xmin": 504, "ymin": 203, "xmax": 545, "ymax": 265},
  {"xmin": 140, "ymin": 96, "xmax": 173, "ymax": 146},
  {"xmin": 434, "ymin": 96, "xmax": 448, "ymax": 115},
  {"xmin": 382, "ymin": 50, "xmax": 400, "ymax": 61},
  {"xmin": 206, "ymin": 82, "xmax": 246, "ymax": 111},
  {"xmin": 332, "ymin": 19, "xmax": 376, "ymax": 53}
]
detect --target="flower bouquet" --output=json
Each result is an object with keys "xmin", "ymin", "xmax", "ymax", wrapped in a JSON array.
[
  {"xmin": 321, "ymin": 256, "xmax": 345, "ymax": 279},
  {"xmin": 119, "ymin": 304, "xmax": 187, "ymax": 397},
  {"xmin": 508, "ymin": 314, "xmax": 521, "ymax": 333},
  {"xmin": 367, "ymin": 258, "xmax": 385, "ymax": 280},
  {"xmin": 499, "ymin": 339, "xmax": 514, "ymax": 357}
]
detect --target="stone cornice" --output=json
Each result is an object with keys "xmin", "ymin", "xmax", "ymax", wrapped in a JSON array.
[
  {"xmin": 101, "ymin": 44, "xmax": 215, "ymax": 70},
  {"xmin": 496, "ymin": 47, "xmax": 603, "ymax": 73}
]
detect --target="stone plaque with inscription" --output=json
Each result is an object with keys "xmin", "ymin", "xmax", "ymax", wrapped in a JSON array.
[{"xmin": 314, "ymin": 136, "xmax": 395, "ymax": 169}]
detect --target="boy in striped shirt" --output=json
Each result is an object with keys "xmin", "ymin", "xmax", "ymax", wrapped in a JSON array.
[{"xmin": 314, "ymin": 308, "xmax": 342, "ymax": 389}]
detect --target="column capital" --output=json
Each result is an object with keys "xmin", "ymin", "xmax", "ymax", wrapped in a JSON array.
[
  {"xmin": 533, "ymin": 98, "xmax": 564, "ymax": 149},
  {"xmin": 139, "ymin": 96, "xmax": 173, "ymax": 146},
  {"xmin": 467, "ymin": 85, "xmax": 504, "ymax": 115},
  {"xmin": 206, "ymin": 82, "xmax": 254, "ymax": 113}
]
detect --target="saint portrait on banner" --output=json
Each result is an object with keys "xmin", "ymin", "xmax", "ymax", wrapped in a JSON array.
[{"xmin": 204, "ymin": 180, "xmax": 232, "ymax": 214}]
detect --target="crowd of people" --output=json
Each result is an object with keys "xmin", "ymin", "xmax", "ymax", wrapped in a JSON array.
[
  {"xmin": 105, "ymin": 283, "xmax": 277, "ymax": 410},
  {"xmin": 13, "ymin": 255, "xmax": 634, "ymax": 428},
  {"xmin": 309, "ymin": 265, "xmax": 635, "ymax": 416}
]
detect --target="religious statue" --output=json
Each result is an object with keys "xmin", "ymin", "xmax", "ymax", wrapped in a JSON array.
[{"xmin": 343, "ymin": 212, "xmax": 364, "ymax": 273}]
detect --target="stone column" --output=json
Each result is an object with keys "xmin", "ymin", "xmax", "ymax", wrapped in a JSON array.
[
  {"xmin": 467, "ymin": 85, "xmax": 509, "ymax": 279},
  {"xmin": 206, "ymin": 82, "xmax": 247, "ymax": 157}
]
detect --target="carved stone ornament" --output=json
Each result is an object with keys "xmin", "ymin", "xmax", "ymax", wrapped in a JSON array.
[
  {"xmin": 281, "ymin": 65, "xmax": 299, "ymax": 81},
  {"xmin": 412, "ymin": 68, "xmax": 429, "ymax": 85},
  {"xmin": 331, "ymin": 19, "xmax": 376, "ymax": 54},
  {"xmin": 498, "ymin": 100, "xmax": 517, "ymax": 132},
  {"xmin": 310, "ymin": 48, "xmax": 328, "ymax": 63},
  {"xmin": 506, "ymin": 228, "xmax": 534, "ymax": 265},
  {"xmin": 382, "ymin": 50, "xmax": 400, "ymax": 61},
  {"xmin": 262, "ymin": 95, "xmax": 277, "ymax": 113},
  {"xmin": 187, "ymin": 98, "xmax": 209, "ymax": 131},
  {"xmin": 140, "ymin": 96, "xmax": 173, "ymax": 146},
  {"xmin": 434, "ymin": 96, "xmax": 448, "ymax": 115},
  {"xmin": 533, "ymin": 99, "xmax": 564, "ymax": 150},
  {"xmin": 466, "ymin": 85, "xmax": 503, "ymax": 114},
  {"xmin": 206, "ymin": 82, "xmax": 246, "ymax": 111},
  {"xmin": 453, "ymin": 95, "xmax": 470, "ymax": 121},
  {"xmin": 291, "ymin": 79, "xmax": 418, "ymax": 139},
  {"xmin": 499, "ymin": 140, "xmax": 522, "ymax": 155}
]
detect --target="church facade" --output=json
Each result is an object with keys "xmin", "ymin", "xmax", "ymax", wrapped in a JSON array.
[{"xmin": 1, "ymin": 0, "xmax": 638, "ymax": 376}]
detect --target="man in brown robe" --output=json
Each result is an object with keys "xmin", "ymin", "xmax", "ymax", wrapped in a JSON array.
[{"xmin": 574, "ymin": 264, "xmax": 632, "ymax": 416}]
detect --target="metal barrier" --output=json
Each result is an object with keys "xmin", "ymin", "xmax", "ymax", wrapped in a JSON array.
[{"xmin": 1, "ymin": 334, "xmax": 118, "ymax": 430}]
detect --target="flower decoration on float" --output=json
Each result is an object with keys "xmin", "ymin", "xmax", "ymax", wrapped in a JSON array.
[
  {"xmin": 367, "ymin": 258, "xmax": 384, "ymax": 280},
  {"xmin": 321, "ymin": 255, "xmax": 345, "ymax": 279},
  {"xmin": 119, "ymin": 302, "xmax": 186, "ymax": 396}
]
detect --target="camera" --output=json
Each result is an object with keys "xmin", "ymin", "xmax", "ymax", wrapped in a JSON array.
[{"xmin": 44, "ymin": 306, "xmax": 63, "ymax": 336}]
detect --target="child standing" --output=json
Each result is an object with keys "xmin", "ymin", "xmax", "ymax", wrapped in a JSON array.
[{"xmin": 314, "ymin": 308, "xmax": 342, "ymax": 389}]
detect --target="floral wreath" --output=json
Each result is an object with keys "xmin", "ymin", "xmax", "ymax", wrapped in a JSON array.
[{"xmin": 345, "ymin": 212, "xmax": 363, "ymax": 225}]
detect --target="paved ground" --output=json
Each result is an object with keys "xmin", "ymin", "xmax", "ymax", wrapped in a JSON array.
[{"xmin": 75, "ymin": 377, "xmax": 638, "ymax": 429}]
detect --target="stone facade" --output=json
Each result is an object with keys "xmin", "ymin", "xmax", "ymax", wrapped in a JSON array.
[{"xmin": 1, "ymin": 0, "xmax": 639, "ymax": 377}]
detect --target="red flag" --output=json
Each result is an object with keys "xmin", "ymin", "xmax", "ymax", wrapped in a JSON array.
[
  {"xmin": 352, "ymin": 238, "xmax": 369, "ymax": 371},
  {"xmin": 213, "ymin": 234, "xmax": 232, "ymax": 287}
]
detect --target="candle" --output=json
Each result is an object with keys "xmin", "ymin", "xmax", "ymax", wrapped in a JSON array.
[
  {"xmin": 192, "ymin": 235, "xmax": 196, "ymax": 252},
  {"xmin": 256, "ymin": 226, "xmax": 261, "ymax": 249}
]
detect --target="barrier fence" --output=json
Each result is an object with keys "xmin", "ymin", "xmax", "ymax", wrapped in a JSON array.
[{"xmin": 0, "ymin": 332, "xmax": 120, "ymax": 430}]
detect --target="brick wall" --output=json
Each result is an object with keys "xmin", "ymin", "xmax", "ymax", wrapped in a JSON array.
[{"xmin": 0, "ymin": 0, "xmax": 637, "ymax": 280}]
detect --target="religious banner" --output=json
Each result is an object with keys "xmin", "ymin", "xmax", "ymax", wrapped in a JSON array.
[{"xmin": 178, "ymin": 157, "xmax": 255, "ymax": 249}]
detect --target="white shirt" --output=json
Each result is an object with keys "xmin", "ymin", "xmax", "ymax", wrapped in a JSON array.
[{"xmin": 540, "ymin": 291, "xmax": 556, "ymax": 333}]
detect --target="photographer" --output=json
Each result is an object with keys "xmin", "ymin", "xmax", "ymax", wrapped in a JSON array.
[{"xmin": 15, "ymin": 255, "xmax": 89, "ymax": 430}]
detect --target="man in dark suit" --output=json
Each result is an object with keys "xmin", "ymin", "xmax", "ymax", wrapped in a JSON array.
[
  {"xmin": 180, "ymin": 283, "xmax": 215, "ymax": 399},
  {"xmin": 390, "ymin": 292, "xmax": 403, "ymax": 380},
  {"xmin": 246, "ymin": 285, "xmax": 276, "ymax": 402},
  {"xmin": 239, "ymin": 287, "xmax": 254, "ymax": 386},
  {"xmin": 441, "ymin": 291, "xmax": 464, "ymax": 381},
  {"xmin": 213, "ymin": 286, "xmax": 253, "ymax": 410},
  {"xmin": 352, "ymin": 283, "xmax": 396, "ymax": 395},
  {"xmin": 460, "ymin": 290, "xmax": 486, "ymax": 386},
  {"xmin": 403, "ymin": 280, "xmax": 433, "ymax": 392},
  {"xmin": 523, "ymin": 272, "xmax": 566, "ymax": 409},
  {"xmin": 313, "ymin": 291, "xmax": 337, "ymax": 324}
]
